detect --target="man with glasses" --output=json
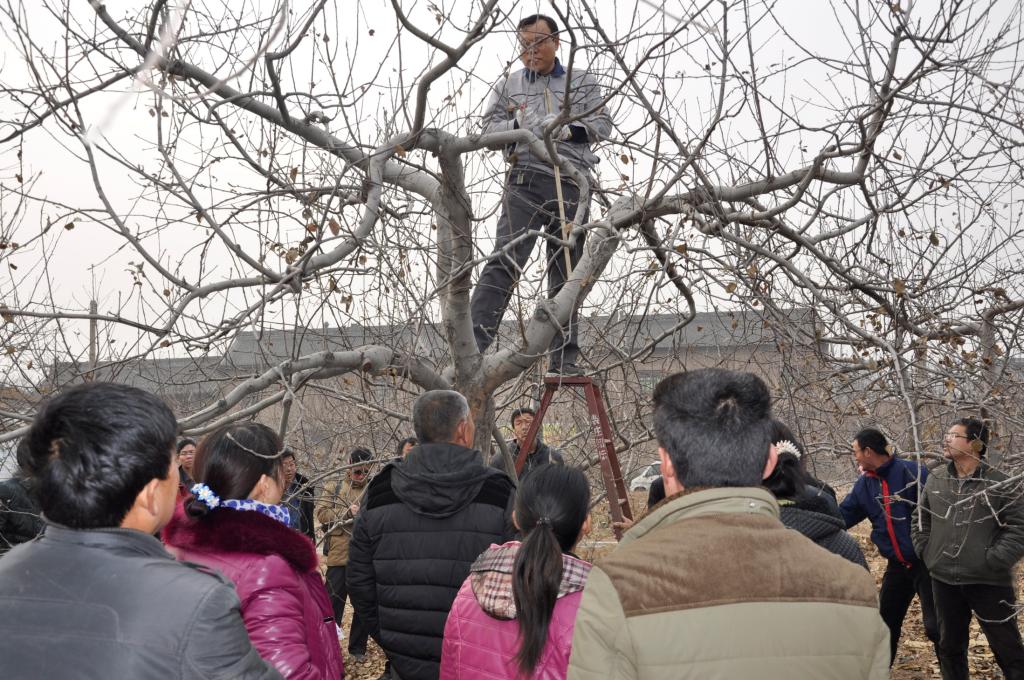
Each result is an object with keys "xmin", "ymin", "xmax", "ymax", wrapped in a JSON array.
[
  {"xmin": 281, "ymin": 448, "xmax": 316, "ymax": 540},
  {"xmin": 317, "ymin": 447, "xmax": 374, "ymax": 661},
  {"xmin": 913, "ymin": 418, "xmax": 1024, "ymax": 679},
  {"xmin": 175, "ymin": 437, "xmax": 196, "ymax": 499},
  {"xmin": 472, "ymin": 13, "xmax": 613, "ymax": 375}
]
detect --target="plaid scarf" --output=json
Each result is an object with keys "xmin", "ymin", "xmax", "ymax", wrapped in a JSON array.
[{"xmin": 469, "ymin": 540, "xmax": 591, "ymax": 620}]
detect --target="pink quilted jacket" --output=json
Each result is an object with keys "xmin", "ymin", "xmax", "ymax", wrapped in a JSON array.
[
  {"xmin": 440, "ymin": 541, "xmax": 590, "ymax": 680},
  {"xmin": 163, "ymin": 506, "xmax": 343, "ymax": 680}
]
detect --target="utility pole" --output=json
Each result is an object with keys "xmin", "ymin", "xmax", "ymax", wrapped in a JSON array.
[{"xmin": 88, "ymin": 299, "xmax": 98, "ymax": 377}]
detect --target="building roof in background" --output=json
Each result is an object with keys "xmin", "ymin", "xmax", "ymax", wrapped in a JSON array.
[{"xmin": 224, "ymin": 307, "xmax": 820, "ymax": 365}]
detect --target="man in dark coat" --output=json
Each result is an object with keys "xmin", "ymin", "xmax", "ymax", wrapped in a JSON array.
[
  {"xmin": 0, "ymin": 383, "xmax": 281, "ymax": 680},
  {"xmin": 0, "ymin": 476, "xmax": 42, "ymax": 554},
  {"xmin": 348, "ymin": 390, "xmax": 514, "ymax": 680},
  {"xmin": 913, "ymin": 418, "xmax": 1024, "ymax": 679},
  {"xmin": 176, "ymin": 437, "xmax": 196, "ymax": 499},
  {"xmin": 0, "ymin": 441, "xmax": 44, "ymax": 554},
  {"xmin": 841, "ymin": 427, "xmax": 939, "ymax": 665},
  {"xmin": 281, "ymin": 448, "xmax": 316, "ymax": 540},
  {"xmin": 489, "ymin": 406, "xmax": 564, "ymax": 478}
]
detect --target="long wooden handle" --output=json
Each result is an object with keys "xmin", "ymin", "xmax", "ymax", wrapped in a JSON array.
[{"xmin": 544, "ymin": 88, "xmax": 573, "ymax": 277}]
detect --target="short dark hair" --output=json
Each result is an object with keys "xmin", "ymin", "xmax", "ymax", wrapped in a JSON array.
[
  {"xmin": 511, "ymin": 407, "xmax": 536, "ymax": 427},
  {"xmin": 652, "ymin": 369, "xmax": 773, "ymax": 488},
  {"xmin": 413, "ymin": 390, "xmax": 470, "ymax": 444},
  {"xmin": 853, "ymin": 428, "xmax": 889, "ymax": 456},
  {"xmin": 517, "ymin": 14, "xmax": 559, "ymax": 34},
  {"xmin": 350, "ymin": 447, "xmax": 373, "ymax": 464},
  {"xmin": 23, "ymin": 382, "xmax": 178, "ymax": 529},
  {"xmin": 395, "ymin": 436, "xmax": 417, "ymax": 458},
  {"xmin": 186, "ymin": 423, "xmax": 283, "ymax": 519},
  {"xmin": 955, "ymin": 417, "xmax": 989, "ymax": 458},
  {"xmin": 176, "ymin": 437, "xmax": 196, "ymax": 453},
  {"xmin": 281, "ymin": 447, "xmax": 295, "ymax": 461}
]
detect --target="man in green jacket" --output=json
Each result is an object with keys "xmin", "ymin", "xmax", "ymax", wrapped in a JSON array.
[
  {"xmin": 567, "ymin": 368, "xmax": 889, "ymax": 680},
  {"xmin": 912, "ymin": 417, "xmax": 1024, "ymax": 680}
]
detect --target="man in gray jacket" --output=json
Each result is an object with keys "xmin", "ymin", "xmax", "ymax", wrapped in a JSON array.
[
  {"xmin": 913, "ymin": 417, "xmax": 1024, "ymax": 680},
  {"xmin": 471, "ymin": 13, "xmax": 613, "ymax": 374},
  {"xmin": 0, "ymin": 382, "xmax": 281, "ymax": 680}
]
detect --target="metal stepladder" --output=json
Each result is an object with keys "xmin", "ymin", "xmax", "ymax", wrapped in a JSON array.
[{"xmin": 514, "ymin": 375, "xmax": 634, "ymax": 536}]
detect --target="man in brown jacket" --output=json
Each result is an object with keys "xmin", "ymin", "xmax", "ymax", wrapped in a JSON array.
[
  {"xmin": 567, "ymin": 369, "xmax": 890, "ymax": 680},
  {"xmin": 317, "ymin": 447, "xmax": 373, "ymax": 659}
]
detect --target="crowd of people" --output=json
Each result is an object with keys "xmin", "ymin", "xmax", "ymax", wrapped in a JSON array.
[
  {"xmin": 2, "ymin": 365, "xmax": 1023, "ymax": 680},
  {"xmin": 3, "ymin": 12, "xmax": 1024, "ymax": 680}
]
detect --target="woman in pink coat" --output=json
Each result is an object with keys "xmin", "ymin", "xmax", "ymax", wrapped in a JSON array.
[
  {"xmin": 441, "ymin": 465, "xmax": 592, "ymax": 680},
  {"xmin": 163, "ymin": 423, "xmax": 343, "ymax": 680}
]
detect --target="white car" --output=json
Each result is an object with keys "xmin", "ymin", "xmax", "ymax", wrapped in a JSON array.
[{"xmin": 629, "ymin": 463, "xmax": 661, "ymax": 492}]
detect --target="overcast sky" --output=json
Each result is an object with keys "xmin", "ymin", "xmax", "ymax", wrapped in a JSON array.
[{"xmin": 0, "ymin": 0, "xmax": 1017, "ymax": 372}]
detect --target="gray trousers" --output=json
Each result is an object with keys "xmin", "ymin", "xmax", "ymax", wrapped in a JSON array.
[{"xmin": 470, "ymin": 167, "xmax": 587, "ymax": 368}]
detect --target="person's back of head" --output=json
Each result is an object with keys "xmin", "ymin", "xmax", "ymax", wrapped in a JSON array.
[
  {"xmin": 23, "ymin": 382, "xmax": 179, "ymax": 530},
  {"xmin": 512, "ymin": 464, "xmax": 590, "ymax": 676},
  {"xmin": 185, "ymin": 422, "xmax": 284, "ymax": 520},
  {"xmin": 652, "ymin": 368, "xmax": 773, "ymax": 489},
  {"xmin": 412, "ymin": 390, "xmax": 474, "ymax": 447},
  {"xmin": 763, "ymin": 419, "xmax": 808, "ymax": 500}
]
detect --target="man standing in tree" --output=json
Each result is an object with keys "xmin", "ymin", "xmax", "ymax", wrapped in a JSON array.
[{"xmin": 472, "ymin": 13, "xmax": 613, "ymax": 374}]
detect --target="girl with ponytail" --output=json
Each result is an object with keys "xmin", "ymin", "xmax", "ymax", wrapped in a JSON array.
[
  {"xmin": 441, "ymin": 464, "xmax": 592, "ymax": 679},
  {"xmin": 162, "ymin": 423, "xmax": 343, "ymax": 680}
]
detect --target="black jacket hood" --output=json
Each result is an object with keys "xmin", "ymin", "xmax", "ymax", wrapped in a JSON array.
[{"xmin": 391, "ymin": 442, "xmax": 504, "ymax": 518}]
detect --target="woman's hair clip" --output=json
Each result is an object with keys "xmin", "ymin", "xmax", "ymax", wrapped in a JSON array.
[
  {"xmin": 774, "ymin": 440, "xmax": 801, "ymax": 459},
  {"xmin": 191, "ymin": 482, "xmax": 221, "ymax": 509}
]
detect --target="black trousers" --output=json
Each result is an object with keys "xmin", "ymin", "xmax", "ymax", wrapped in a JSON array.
[
  {"xmin": 933, "ymin": 579, "xmax": 1024, "ymax": 680},
  {"xmin": 325, "ymin": 565, "xmax": 370, "ymax": 654},
  {"xmin": 879, "ymin": 558, "xmax": 940, "ymax": 664},
  {"xmin": 470, "ymin": 167, "xmax": 587, "ymax": 369}
]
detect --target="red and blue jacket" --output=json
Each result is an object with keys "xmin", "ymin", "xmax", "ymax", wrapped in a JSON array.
[{"xmin": 840, "ymin": 456, "xmax": 928, "ymax": 565}]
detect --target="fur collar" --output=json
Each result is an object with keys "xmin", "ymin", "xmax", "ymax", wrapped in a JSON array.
[{"xmin": 162, "ymin": 505, "xmax": 318, "ymax": 573}]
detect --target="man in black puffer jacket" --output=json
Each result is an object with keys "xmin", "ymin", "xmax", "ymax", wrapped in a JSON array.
[
  {"xmin": 348, "ymin": 390, "xmax": 515, "ymax": 680},
  {"xmin": 0, "ymin": 441, "xmax": 44, "ymax": 555}
]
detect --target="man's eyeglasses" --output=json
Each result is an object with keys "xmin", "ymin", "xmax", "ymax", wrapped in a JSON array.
[
  {"xmin": 351, "ymin": 468, "xmax": 370, "ymax": 476},
  {"xmin": 519, "ymin": 35, "xmax": 554, "ymax": 52},
  {"xmin": 943, "ymin": 433, "xmax": 970, "ymax": 440}
]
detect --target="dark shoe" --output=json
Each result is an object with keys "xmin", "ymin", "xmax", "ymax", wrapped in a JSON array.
[
  {"xmin": 546, "ymin": 363, "xmax": 584, "ymax": 376},
  {"xmin": 349, "ymin": 650, "xmax": 367, "ymax": 662}
]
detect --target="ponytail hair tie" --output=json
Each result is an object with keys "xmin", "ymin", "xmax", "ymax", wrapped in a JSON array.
[
  {"xmin": 191, "ymin": 482, "xmax": 221, "ymax": 509},
  {"xmin": 536, "ymin": 516, "xmax": 553, "ymax": 527},
  {"xmin": 774, "ymin": 440, "xmax": 801, "ymax": 459}
]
